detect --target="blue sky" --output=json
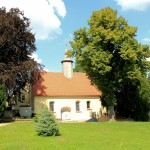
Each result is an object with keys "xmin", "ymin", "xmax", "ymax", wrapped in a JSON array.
[{"xmin": 1, "ymin": 0, "xmax": 150, "ymax": 72}]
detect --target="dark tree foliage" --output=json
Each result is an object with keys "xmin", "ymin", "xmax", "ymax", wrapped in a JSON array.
[
  {"xmin": 116, "ymin": 77, "xmax": 150, "ymax": 121},
  {"xmin": 0, "ymin": 7, "xmax": 43, "ymax": 105}
]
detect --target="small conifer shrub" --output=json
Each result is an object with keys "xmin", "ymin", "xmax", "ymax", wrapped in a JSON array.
[{"xmin": 34, "ymin": 106, "xmax": 60, "ymax": 136}]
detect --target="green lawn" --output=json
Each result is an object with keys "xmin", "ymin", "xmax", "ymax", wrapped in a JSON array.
[{"xmin": 0, "ymin": 121, "xmax": 150, "ymax": 150}]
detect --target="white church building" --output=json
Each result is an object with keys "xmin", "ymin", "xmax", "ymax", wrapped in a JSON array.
[{"xmin": 33, "ymin": 48, "xmax": 103, "ymax": 121}]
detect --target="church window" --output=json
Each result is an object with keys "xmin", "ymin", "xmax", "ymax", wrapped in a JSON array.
[
  {"xmin": 76, "ymin": 101, "xmax": 80, "ymax": 111},
  {"xmin": 87, "ymin": 101, "xmax": 91, "ymax": 109},
  {"xmin": 49, "ymin": 101, "xmax": 54, "ymax": 111}
]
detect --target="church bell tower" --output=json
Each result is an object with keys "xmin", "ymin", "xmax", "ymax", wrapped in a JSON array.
[{"xmin": 61, "ymin": 45, "xmax": 73, "ymax": 78}]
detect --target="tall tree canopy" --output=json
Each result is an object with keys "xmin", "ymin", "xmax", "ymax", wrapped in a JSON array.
[
  {"xmin": 70, "ymin": 7, "xmax": 150, "ymax": 121},
  {"xmin": 0, "ymin": 7, "xmax": 43, "ymax": 105}
]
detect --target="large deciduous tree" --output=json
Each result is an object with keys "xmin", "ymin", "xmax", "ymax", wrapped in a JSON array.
[
  {"xmin": 70, "ymin": 7, "xmax": 150, "ymax": 121},
  {"xmin": 0, "ymin": 7, "xmax": 43, "ymax": 105}
]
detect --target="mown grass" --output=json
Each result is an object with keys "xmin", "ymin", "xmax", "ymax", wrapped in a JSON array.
[{"xmin": 0, "ymin": 121, "xmax": 150, "ymax": 150}]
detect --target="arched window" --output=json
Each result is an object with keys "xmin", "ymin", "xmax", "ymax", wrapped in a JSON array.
[
  {"xmin": 76, "ymin": 101, "xmax": 80, "ymax": 111},
  {"xmin": 49, "ymin": 101, "xmax": 54, "ymax": 111},
  {"xmin": 87, "ymin": 101, "xmax": 90, "ymax": 109}
]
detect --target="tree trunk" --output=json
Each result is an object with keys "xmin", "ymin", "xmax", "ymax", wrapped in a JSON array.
[{"xmin": 109, "ymin": 106, "xmax": 115, "ymax": 121}]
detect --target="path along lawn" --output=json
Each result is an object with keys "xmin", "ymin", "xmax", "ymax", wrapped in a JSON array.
[{"xmin": 0, "ymin": 121, "xmax": 150, "ymax": 150}]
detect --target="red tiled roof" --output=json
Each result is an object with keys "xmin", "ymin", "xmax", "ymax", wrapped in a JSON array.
[{"xmin": 33, "ymin": 72, "xmax": 102, "ymax": 97}]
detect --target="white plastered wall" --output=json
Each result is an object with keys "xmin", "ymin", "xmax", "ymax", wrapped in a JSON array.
[{"xmin": 34, "ymin": 96, "xmax": 101, "ymax": 121}]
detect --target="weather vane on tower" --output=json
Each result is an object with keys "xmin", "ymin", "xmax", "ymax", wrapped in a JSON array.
[{"xmin": 65, "ymin": 39, "xmax": 69, "ymax": 49}]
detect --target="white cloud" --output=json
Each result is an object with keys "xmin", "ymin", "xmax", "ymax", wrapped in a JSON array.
[
  {"xmin": 0, "ymin": 0, "xmax": 66, "ymax": 40},
  {"xmin": 143, "ymin": 38, "xmax": 150, "ymax": 42},
  {"xmin": 29, "ymin": 53, "xmax": 50, "ymax": 71},
  {"xmin": 115, "ymin": 0, "xmax": 150, "ymax": 11},
  {"xmin": 30, "ymin": 53, "xmax": 42, "ymax": 63},
  {"xmin": 141, "ymin": 38, "xmax": 150, "ymax": 47}
]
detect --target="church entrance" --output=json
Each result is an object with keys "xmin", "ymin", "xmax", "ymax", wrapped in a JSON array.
[{"xmin": 61, "ymin": 107, "xmax": 71, "ymax": 121}]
